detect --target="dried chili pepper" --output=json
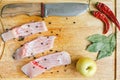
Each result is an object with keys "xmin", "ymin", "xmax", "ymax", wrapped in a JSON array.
[
  {"xmin": 91, "ymin": 11, "xmax": 110, "ymax": 34},
  {"xmin": 96, "ymin": 2, "xmax": 120, "ymax": 30}
]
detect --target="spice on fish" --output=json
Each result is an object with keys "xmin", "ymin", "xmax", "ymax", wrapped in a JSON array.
[
  {"xmin": 32, "ymin": 61, "xmax": 44, "ymax": 69},
  {"xmin": 41, "ymin": 43, "xmax": 43, "ymax": 45},
  {"xmin": 44, "ymin": 58, "xmax": 47, "ymax": 61},
  {"xmin": 36, "ymin": 26, "xmax": 38, "ymax": 28},
  {"xmin": 44, "ymin": 67, "xmax": 47, "ymax": 69},
  {"xmin": 33, "ymin": 66, "xmax": 35, "ymax": 69},
  {"xmin": 28, "ymin": 25, "xmax": 30, "ymax": 27}
]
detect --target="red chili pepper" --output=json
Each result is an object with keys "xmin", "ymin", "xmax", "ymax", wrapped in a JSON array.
[
  {"xmin": 96, "ymin": 2, "xmax": 120, "ymax": 30},
  {"xmin": 91, "ymin": 11, "xmax": 110, "ymax": 34}
]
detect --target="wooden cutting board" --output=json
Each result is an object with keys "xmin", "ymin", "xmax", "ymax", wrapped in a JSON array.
[
  {"xmin": 116, "ymin": 0, "xmax": 120, "ymax": 80},
  {"xmin": 0, "ymin": 0, "xmax": 118, "ymax": 80}
]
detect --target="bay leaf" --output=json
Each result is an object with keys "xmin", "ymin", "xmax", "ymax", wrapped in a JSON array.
[
  {"xmin": 87, "ymin": 42, "xmax": 104, "ymax": 52},
  {"xmin": 87, "ymin": 34, "xmax": 106, "ymax": 42}
]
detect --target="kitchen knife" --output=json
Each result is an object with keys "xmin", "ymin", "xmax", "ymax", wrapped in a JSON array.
[{"xmin": 1, "ymin": 3, "xmax": 88, "ymax": 17}]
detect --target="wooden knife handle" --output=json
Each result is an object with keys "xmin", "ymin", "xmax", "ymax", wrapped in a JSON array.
[
  {"xmin": 1, "ymin": 3, "xmax": 42, "ymax": 17},
  {"xmin": 41, "ymin": 3, "xmax": 45, "ymax": 17}
]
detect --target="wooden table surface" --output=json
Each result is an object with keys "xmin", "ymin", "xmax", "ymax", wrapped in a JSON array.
[{"xmin": 0, "ymin": 0, "xmax": 119, "ymax": 80}]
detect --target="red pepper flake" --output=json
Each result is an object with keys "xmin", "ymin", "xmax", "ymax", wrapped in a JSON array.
[
  {"xmin": 39, "ymin": 65, "xmax": 44, "ymax": 69},
  {"xmin": 32, "ymin": 61, "xmax": 45, "ymax": 69}
]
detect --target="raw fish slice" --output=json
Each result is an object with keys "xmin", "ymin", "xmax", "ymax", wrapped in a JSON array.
[
  {"xmin": 21, "ymin": 51, "xmax": 71, "ymax": 78},
  {"xmin": 1, "ymin": 21, "xmax": 47, "ymax": 41},
  {"xmin": 13, "ymin": 36, "xmax": 56, "ymax": 60}
]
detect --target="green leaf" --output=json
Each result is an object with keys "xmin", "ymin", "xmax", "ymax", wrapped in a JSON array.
[
  {"xmin": 104, "ymin": 33, "xmax": 115, "ymax": 42},
  {"xmin": 87, "ymin": 34, "xmax": 106, "ymax": 42},
  {"xmin": 108, "ymin": 33, "xmax": 116, "ymax": 51},
  {"xmin": 97, "ymin": 50, "xmax": 113, "ymax": 60},
  {"xmin": 96, "ymin": 33, "xmax": 116, "ymax": 60},
  {"xmin": 101, "ymin": 43, "xmax": 111, "ymax": 52},
  {"xmin": 103, "ymin": 33, "xmax": 116, "ymax": 51},
  {"xmin": 86, "ymin": 33, "xmax": 116, "ymax": 60},
  {"xmin": 87, "ymin": 42, "xmax": 104, "ymax": 52}
]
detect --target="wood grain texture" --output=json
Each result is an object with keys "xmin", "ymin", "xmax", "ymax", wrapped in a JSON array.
[
  {"xmin": 116, "ymin": 0, "xmax": 120, "ymax": 80},
  {"xmin": 0, "ymin": 18, "xmax": 4, "ymax": 60},
  {"xmin": 0, "ymin": 0, "xmax": 116, "ymax": 80}
]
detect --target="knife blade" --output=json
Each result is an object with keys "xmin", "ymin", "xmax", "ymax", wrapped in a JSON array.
[{"xmin": 1, "ymin": 3, "xmax": 88, "ymax": 17}]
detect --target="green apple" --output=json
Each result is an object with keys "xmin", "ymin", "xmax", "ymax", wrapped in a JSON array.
[{"xmin": 76, "ymin": 57, "xmax": 97, "ymax": 77}]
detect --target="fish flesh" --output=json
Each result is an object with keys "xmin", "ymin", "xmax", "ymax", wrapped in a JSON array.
[
  {"xmin": 13, "ymin": 36, "xmax": 56, "ymax": 60},
  {"xmin": 21, "ymin": 51, "xmax": 71, "ymax": 78},
  {"xmin": 1, "ymin": 21, "xmax": 47, "ymax": 41}
]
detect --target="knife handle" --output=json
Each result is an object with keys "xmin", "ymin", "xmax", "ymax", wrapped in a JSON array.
[
  {"xmin": 41, "ymin": 3, "xmax": 45, "ymax": 17},
  {"xmin": 1, "ymin": 3, "xmax": 42, "ymax": 18}
]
